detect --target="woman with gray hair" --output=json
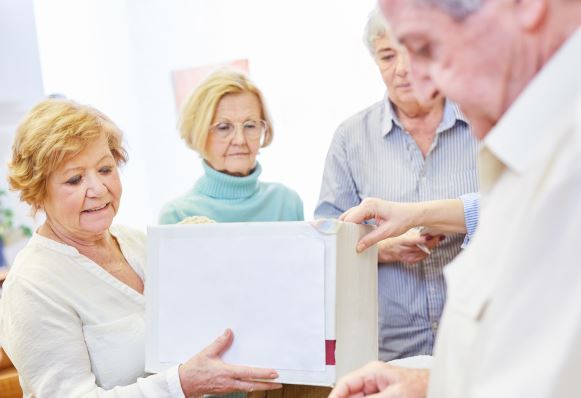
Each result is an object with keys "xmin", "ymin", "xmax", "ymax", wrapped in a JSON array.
[{"xmin": 315, "ymin": 6, "xmax": 479, "ymax": 362}]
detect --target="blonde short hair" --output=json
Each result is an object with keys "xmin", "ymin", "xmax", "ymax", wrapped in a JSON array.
[
  {"xmin": 178, "ymin": 70, "xmax": 273, "ymax": 158},
  {"xmin": 8, "ymin": 98, "xmax": 127, "ymax": 213}
]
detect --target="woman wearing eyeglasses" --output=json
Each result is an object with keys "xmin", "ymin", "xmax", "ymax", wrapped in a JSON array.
[{"xmin": 159, "ymin": 69, "xmax": 304, "ymax": 225}]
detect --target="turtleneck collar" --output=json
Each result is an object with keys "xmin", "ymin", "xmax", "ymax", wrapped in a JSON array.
[{"xmin": 195, "ymin": 160, "xmax": 262, "ymax": 199}]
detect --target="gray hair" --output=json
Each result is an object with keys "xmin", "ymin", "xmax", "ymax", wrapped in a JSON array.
[
  {"xmin": 363, "ymin": 6, "xmax": 393, "ymax": 56},
  {"xmin": 418, "ymin": 0, "xmax": 483, "ymax": 20}
]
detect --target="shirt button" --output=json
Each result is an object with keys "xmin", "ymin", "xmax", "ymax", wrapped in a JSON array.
[{"xmin": 432, "ymin": 321, "xmax": 439, "ymax": 331}]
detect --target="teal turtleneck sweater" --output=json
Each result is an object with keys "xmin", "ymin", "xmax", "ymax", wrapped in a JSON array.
[
  {"xmin": 159, "ymin": 161, "xmax": 304, "ymax": 224},
  {"xmin": 159, "ymin": 161, "xmax": 303, "ymax": 398}
]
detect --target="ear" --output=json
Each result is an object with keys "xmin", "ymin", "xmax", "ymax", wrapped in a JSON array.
[{"xmin": 514, "ymin": 0, "xmax": 548, "ymax": 32}]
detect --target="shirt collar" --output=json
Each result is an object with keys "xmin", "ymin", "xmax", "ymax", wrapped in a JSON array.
[
  {"xmin": 439, "ymin": 99, "xmax": 469, "ymax": 131},
  {"xmin": 483, "ymin": 28, "xmax": 581, "ymax": 176},
  {"xmin": 381, "ymin": 93, "xmax": 468, "ymax": 137},
  {"xmin": 381, "ymin": 94, "xmax": 397, "ymax": 136}
]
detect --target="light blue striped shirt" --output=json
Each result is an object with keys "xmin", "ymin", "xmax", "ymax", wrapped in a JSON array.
[
  {"xmin": 460, "ymin": 192, "xmax": 480, "ymax": 247},
  {"xmin": 315, "ymin": 97, "xmax": 480, "ymax": 361}
]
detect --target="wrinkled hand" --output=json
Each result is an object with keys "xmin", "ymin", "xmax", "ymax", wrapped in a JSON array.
[
  {"xmin": 340, "ymin": 198, "xmax": 422, "ymax": 253},
  {"xmin": 179, "ymin": 329, "xmax": 282, "ymax": 397},
  {"xmin": 378, "ymin": 230, "xmax": 443, "ymax": 265},
  {"xmin": 328, "ymin": 361, "xmax": 429, "ymax": 398},
  {"xmin": 178, "ymin": 216, "xmax": 217, "ymax": 225}
]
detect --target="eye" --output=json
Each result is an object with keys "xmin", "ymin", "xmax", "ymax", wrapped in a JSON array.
[
  {"xmin": 99, "ymin": 165, "xmax": 113, "ymax": 174},
  {"xmin": 414, "ymin": 43, "xmax": 432, "ymax": 59},
  {"xmin": 66, "ymin": 175, "xmax": 82, "ymax": 185},
  {"xmin": 243, "ymin": 120, "xmax": 258, "ymax": 130},
  {"xmin": 216, "ymin": 122, "xmax": 233, "ymax": 132},
  {"xmin": 381, "ymin": 54, "xmax": 395, "ymax": 61}
]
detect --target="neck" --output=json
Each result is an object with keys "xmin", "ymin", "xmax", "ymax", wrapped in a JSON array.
[
  {"xmin": 39, "ymin": 218, "xmax": 110, "ymax": 253},
  {"xmin": 197, "ymin": 160, "xmax": 261, "ymax": 200},
  {"xmin": 394, "ymin": 97, "xmax": 445, "ymax": 135},
  {"xmin": 205, "ymin": 160, "xmax": 255, "ymax": 177},
  {"xmin": 395, "ymin": 99, "xmax": 439, "ymax": 119}
]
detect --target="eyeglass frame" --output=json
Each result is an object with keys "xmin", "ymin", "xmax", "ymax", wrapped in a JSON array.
[{"xmin": 209, "ymin": 119, "xmax": 268, "ymax": 141}]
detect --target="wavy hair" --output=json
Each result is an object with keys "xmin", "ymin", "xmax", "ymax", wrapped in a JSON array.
[{"xmin": 8, "ymin": 99, "xmax": 127, "ymax": 213}]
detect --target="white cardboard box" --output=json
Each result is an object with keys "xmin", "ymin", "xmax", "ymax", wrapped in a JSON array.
[{"xmin": 145, "ymin": 220, "xmax": 378, "ymax": 386}]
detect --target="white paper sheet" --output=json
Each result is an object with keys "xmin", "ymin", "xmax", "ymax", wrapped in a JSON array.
[{"xmin": 157, "ymin": 234, "xmax": 326, "ymax": 371}]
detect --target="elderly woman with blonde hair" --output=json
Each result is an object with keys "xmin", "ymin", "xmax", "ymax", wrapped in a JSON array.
[
  {"xmin": 0, "ymin": 98, "xmax": 282, "ymax": 397},
  {"xmin": 159, "ymin": 69, "xmax": 303, "ymax": 225}
]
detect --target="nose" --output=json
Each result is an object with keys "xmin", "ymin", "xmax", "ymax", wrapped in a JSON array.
[
  {"xmin": 395, "ymin": 51, "xmax": 410, "ymax": 77},
  {"xmin": 85, "ymin": 171, "xmax": 107, "ymax": 197},
  {"xmin": 230, "ymin": 125, "xmax": 247, "ymax": 145}
]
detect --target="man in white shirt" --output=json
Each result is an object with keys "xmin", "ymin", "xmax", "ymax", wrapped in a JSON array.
[{"xmin": 329, "ymin": 0, "xmax": 581, "ymax": 397}]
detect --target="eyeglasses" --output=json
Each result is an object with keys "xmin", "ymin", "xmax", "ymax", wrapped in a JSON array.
[{"xmin": 209, "ymin": 120, "xmax": 268, "ymax": 140}]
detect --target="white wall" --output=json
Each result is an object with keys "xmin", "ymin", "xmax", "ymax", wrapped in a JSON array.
[
  {"xmin": 0, "ymin": 0, "xmax": 45, "ymax": 246},
  {"xmin": 34, "ymin": 0, "xmax": 151, "ymax": 228},
  {"xmin": 33, "ymin": 0, "xmax": 384, "ymax": 229}
]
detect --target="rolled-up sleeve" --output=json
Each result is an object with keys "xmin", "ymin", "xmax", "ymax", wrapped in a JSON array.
[{"xmin": 460, "ymin": 192, "xmax": 481, "ymax": 248}]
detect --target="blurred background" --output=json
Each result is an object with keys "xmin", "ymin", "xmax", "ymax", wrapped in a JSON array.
[{"xmin": 0, "ymin": 0, "xmax": 382, "ymax": 249}]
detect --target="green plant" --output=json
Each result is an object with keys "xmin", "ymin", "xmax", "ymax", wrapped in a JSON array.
[{"xmin": 0, "ymin": 189, "xmax": 32, "ymax": 242}]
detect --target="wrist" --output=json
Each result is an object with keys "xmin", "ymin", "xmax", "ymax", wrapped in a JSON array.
[
  {"xmin": 408, "ymin": 202, "xmax": 427, "ymax": 229},
  {"xmin": 178, "ymin": 364, "xmax": 197, "ymax": 398}
]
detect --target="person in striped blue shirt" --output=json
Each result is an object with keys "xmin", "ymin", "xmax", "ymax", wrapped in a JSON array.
[{"xmin": 314, "ymin": 7, "xmax": 479, "ymax": 361}]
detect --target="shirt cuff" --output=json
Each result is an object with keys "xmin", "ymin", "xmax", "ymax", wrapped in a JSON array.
[
  {"xmin": 460, "ymin": 192, "xmax": 481, "ymax": 248},
  {"xmin": 166, "ymin": 364, "xmax": 185, "ymax": 398}
]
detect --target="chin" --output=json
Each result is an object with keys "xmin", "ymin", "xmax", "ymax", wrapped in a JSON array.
[
  {"xmin": 224, "ymin": 161, "xmax": 254, "ymax": 176},
  {"xmin": 80, "ymin": 225, "xmax": 112, "ymax": 237},
  {"xmin": 80, "ymin": 218, "xmax": 115, "ymax": 235},
  {"xmin": 224, "ymin": 168, "xmax": 251, "ymax": 177}
]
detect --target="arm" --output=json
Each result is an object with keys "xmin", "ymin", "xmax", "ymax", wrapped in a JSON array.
[
  {"xmin": 0, "ymin": 277, "xmax": 280, "ymax": 397},
  {"xmin": 328, "ymin": 361, "xmax": 429, "ymax": 398},
  {"xmin": 294, "ymin": 191, "xmax": 305, "ymax": 221},
  {"xmin": 1, "ymin": 276, "xmax": 177, "ymax": 397},
  {"xmin": 339, "ymin": 197, "xmax": 472, "ymax": 253},
  {"xmin": 314, "ymin": 125, "xmax": 361, "ymax": 219},
  {"xmin": 159, "ymin": 204, "xmax": 181, "ymax": 225}
]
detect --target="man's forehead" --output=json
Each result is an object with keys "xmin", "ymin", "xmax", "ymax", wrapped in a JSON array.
[
  {"xmin": 381, "ymin": 0, "xmax": 426, "ymax": 20},
  {"xmin": 380, "ymin": 0, "xmax": 447, "ymax": 42}
]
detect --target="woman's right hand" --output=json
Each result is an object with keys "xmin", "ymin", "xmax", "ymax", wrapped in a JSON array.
[
  {"xmin": 178, "ymin": 328, "xmax": 282, "ymax": 397},
  {"xmin": 378, "ymin": 229, "xmax": 442, "ymax": 265},
  {"xmin": 340, "ymin": 198, "xmax": 421, "ymax": 252}
]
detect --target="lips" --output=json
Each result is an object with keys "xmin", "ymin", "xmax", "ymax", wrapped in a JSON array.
[{"xmin": 83, "ymin": 203, "xmax": 109, "ymax": 213}]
